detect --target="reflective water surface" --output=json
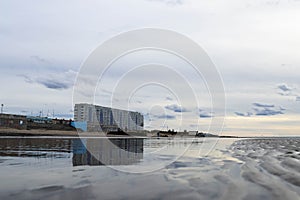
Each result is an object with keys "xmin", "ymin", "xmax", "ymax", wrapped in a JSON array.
[{"xmin": 0, "ymin": 137, "xmax": 299, "ymax": 200}]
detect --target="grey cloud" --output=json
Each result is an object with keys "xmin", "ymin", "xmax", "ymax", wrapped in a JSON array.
[
  {"xmin": 254, "ymin": 107, "xmax": 284, "ymax": 116},
  {"xmin": 199, "ymin": 109, "xmax": 213, "ymax": 118},
  {"xmin": 199, "ymin": 113, "xmax": 213, "ymax": 118},
  {"xmin": 240, "ymin": 102, "xmax": 284, "ymax": 116},
  {"xmin": 165, "ymin": 104, "xmax": 189, "ymax": 113},
  {"xmin": 19, "ymin": 69, "xmax": 77, "ymax": 90},
  {"xmin": 276, "ymin": 83, "xmax": 298, "ymax": 97},
  {"xmin": 278, "ymin": 83, "xmax": 291, "ymax": 92},
  {"xmin": 296, "ymin": 96, "xmax": 300, "ymax": 101},
  {"xmin": 278, "ymin": 92, "xmax": 290, "ymax": 96},
  {"xmin": 253, "ymin": 102, "xmax": 275, "ymax": 108},
  {"xmin": 234, "ymin": 112, "xmax": 253, "ymax": 117},
  {"xmin": 36, "ymin": 79, "xmax": 70, "ymax": 90},
  {"xmin": 199, "ymin": 113, "xmax": 212, "ymax": 118},
  {"xmin": 153, "ymin": 114, "xmax": 176, "ymax": 119}
]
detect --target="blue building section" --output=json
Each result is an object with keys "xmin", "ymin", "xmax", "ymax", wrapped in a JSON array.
[{"xmin": 71, "ymin": 121, "xmax": 87, "ymax": 132}]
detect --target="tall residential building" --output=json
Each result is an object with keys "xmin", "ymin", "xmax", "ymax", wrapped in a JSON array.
[{"xmin": 74, "ymin": 103, "xmax": 143, "ymax": 132}]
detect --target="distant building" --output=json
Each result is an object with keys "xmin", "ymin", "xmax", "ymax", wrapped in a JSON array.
[
  {"xmin": 0, "ymin": 113, "xmax": 27, "ymax": 130},
  {"xmin": 74, "ymin": 103, "xmax": 144, "ymax": 132},
  {"xmin": 188, "ymin": 131, "xmax": 198, "ymax": 136},
  {"xmin": 0, "ymin": 113, "xmax": 75, "ymax": 131}
]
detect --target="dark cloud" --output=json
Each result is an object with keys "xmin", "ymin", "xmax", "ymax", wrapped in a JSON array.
[
  {"xmin": 234, "ymin": 112, "xmax": 253, "ymax": 117},
  {"xmin": 153, "ymin": 114, "xmax": 176, "ymax": 119},
  {"xmin": 244, "ymin": 102, "xmax": 286, "ymax": 116},
  {"xmin": 199, "ymin": 113, "xmax": 213, "ymax": 118},
  {"xmin": 19, "ymin": 69, "xmax": 76, "ymax": 90},
  {"xmin": 165, "ymin": 104, "xmax": 189, "ymax": 113},
  {"xmin": 37, "ymin": 79, "xmax": 70, "ymax": 90},
  {"xmin": 277, "ymin": 84, "xmax": 291, "ymax": 92},
  {"xmin": 253, "ymin": 102, "xmax": 274, "ymax": 108},
  {"xmin": 254, "ymin": 107, "xmax": 284, "ymax": 116}
]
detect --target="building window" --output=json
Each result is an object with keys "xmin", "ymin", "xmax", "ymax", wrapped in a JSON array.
[
  {"xmin": 99, "ymin": 110, "xmax": 103, "ymax": 124},
  {"xmin": 110, "ymin": 111, "xmax": 114, "ymax": 125},
  {"xmin": 88, "ymin": 107, "xmax": 92, "ymax": 122}
]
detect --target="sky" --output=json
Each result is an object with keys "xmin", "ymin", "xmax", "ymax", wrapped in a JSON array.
[{"xmin": 1, "ymin": 0, "xmax": 300, "ymax": 136}]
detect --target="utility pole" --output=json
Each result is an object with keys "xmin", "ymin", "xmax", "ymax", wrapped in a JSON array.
[{"xmin": 1, "ymin": 104, "xmax": 3, "ymax": 114}]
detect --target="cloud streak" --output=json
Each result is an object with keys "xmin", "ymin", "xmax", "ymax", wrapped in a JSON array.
[
  {"xmin": 234, "ymin": 112, "xmax": 253, "ymax": 117},
  {"xmin": 252, "ymin": 102, "xmax": 274, "ymax": 108},
  {"xmin": 277, "ymin": 83, "xmax": 291, "ymax": 92},
  {"xmin": 153, "ymin": 114, "xmax": 176, "ymax": 119},
  {"xmin": 165, "ymin": 104, "xmax": 189, "ymax": 113},
  {"xmin": 19, "ymin": 69, "xmax": 76, "ymax": 90},
  {"xmin": 253, "ymin": 102, "xmax": 284, "ymax": 116},
  {"xmin": 254, "ymin": 107, "xmax": 284, "ymax": 116},
  {"xmin": 236, "ymin": 102, "xmax": 285, "ymax": 117},
  {"xmin": 36, "ymin": 79, "xmax": 70, "ymax": 90},
  {"xmin": 276, "ymin": 83, "xmax": 299, "ymax": 98},
  {"xmin": 199, "ymin": 109, "xmax": 213, "ymax": 118}
]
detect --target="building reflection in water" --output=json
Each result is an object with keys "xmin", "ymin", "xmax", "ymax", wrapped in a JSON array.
[{"xmin": 72, "ymin": 138, "xmax": 144, "ymax": 166}]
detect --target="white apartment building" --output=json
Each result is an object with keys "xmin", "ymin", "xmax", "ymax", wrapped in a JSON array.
[{"xmin": 74, "ymin": 103, "xmax": 144, "ymax": 132}]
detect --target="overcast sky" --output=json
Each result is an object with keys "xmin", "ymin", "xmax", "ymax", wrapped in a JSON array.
[{"xmin": 1, "ymin": 0, "xmax": 300, "ymax": 136}]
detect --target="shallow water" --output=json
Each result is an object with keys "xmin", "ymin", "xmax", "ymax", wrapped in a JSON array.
[{"xmin": 0, "ymin": 137, "xmax": 299, "ymax": 200}]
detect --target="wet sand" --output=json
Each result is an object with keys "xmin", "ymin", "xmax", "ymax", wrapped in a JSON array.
[
  {"xmin": 0, "ymin": 128, "xmax": 132, "ymax": 137},
  {"xmin": 0, "ymin": 137, "xmax": 299, "ymax": 200},
  {"xmin": 0, "ymin": 128, "xmax": 150, "ymax": 138}
]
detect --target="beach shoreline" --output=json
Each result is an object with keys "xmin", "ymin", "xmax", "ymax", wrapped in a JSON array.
[
  {"xmin": 0, "ymin": 128, "xmax": 105, "ymax": 137},
  {"xmin": 0, "ymin": 128, "xmax": 152, "ymax": 137}
]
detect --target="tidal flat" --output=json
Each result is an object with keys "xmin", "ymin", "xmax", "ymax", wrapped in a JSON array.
[{"xmin": 0, "ymin": 137, "xmax": 299, "ymax": 200}]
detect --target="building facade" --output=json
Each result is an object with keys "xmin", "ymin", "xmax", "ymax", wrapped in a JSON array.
[
  {"xmin": 0, "ymin": 113, "xmax": 27, "ymax": 130},
  {"xmin": 74, "ymin": 103, "xmax": 144, "ymax": 132}
]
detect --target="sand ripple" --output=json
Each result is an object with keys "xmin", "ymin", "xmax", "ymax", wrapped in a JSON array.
[{"xmin": 231, "ymin": 138, "xmax": 300, "ymax": 199}]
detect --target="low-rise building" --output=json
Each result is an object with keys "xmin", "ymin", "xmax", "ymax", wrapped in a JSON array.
[{"xmin": 0, "ymin": 113, "xmax": 27, "ymax": 129}]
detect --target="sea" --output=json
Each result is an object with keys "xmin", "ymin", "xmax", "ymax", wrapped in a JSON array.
[{"xmin": 0, "ymin": 136, "xmax": 299, "ymax": 200}]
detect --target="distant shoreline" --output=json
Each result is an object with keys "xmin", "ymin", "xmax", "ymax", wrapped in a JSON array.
[
  {"xmin": 0, "ymin": 128, "xmax": 104, "ymax": 137},
  {"xmin": 0, "ymin": 128, "xmax": 298, "ymax": 138},
  {"xmin": 0, "ymin": 128, "xmax": 149, "ymax": 137}
]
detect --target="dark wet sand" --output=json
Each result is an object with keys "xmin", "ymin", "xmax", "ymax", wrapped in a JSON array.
[{"xmin": 0, "ymin": 128, "xmax": 145, "ymax": 137}]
